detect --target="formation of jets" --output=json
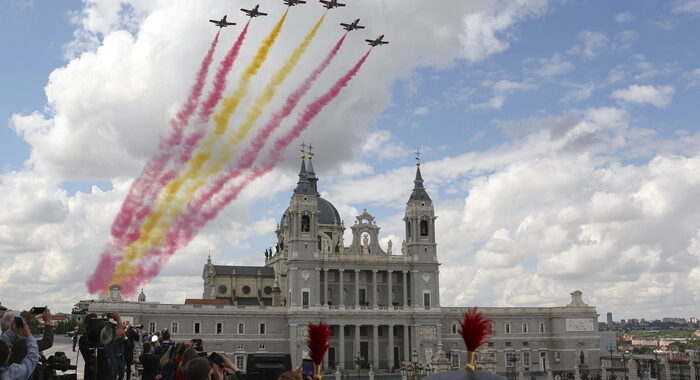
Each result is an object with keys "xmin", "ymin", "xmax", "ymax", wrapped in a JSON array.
[{"xmin": 209, "ymin": 1, "xmax": 389, "ymax": 47}]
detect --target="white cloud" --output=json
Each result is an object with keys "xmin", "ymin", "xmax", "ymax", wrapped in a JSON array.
[
  {"xmin": 684, "ymin": 68, "xmax": 700, "ymax": 88},
  {"xmin": 672, "ymin": 0, "xmax": 700, "ymax": 15},
  {"xmin": 561, "ymin": 82, "xmax": 595, "ymax": 103},
  {"xmin": 534, "ymin": 53, "xmax": 574, "ymax": 77},
  {"xmin": 612, "ymin": 30, "xmax": 637, "ymax": 50},
  {"xmin": 414, "ymin": 106, "xmax": 430, "ymax": 116},
  {"xmin": 614, "ymin": 12, "xmax": 635, "ymax": 24},
  {"xmin": 611, "ymin": 84, "xmax": 675, "ymax": 108},
  {"xmin": 471, "ymin": 79, "xmax": 537, "ymax": 109},
  {"xmin": 570, "ymin": 30, "xmax": 608, "ymax": 58}
]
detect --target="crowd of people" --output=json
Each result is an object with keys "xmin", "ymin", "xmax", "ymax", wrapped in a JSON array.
[
  {"xmin": 0, "ymin": 307, "xmax": 318, "ymax": 380},
  {"xmin": 0, "ymin": 307, "xmax": 59, "ymax": 380}
]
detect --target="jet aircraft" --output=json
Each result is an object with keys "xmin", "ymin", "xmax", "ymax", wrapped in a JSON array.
[
  {"xmin": 241, "ymin": 5, "xmax": 268, "ymax": 18},
  {"xmin": 320, "ymin": 0, "xmax": 346, "ymax": 9},
  {"xmin": 366, "ymin": 35, "xmax": 389, "ymax": 47},
  {"xmin": 340, "ymin": 19, "xmax": 365, "ymax": 31},
  {"xmin": 209, "ymin": 15, "xmax": 236, "ymax": 28},
  {"xmin": 283, "ymin": 0, "xmax": 307, "ymax": 6}
]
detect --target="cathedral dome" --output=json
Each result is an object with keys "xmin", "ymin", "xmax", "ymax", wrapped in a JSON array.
[
  {"xmin": 279, "ymin": 197, "xmax": 341, "ymax": 226},
  {"xmin": 318, "ymin": 197, "xmax": 341, "ymax": 225}
]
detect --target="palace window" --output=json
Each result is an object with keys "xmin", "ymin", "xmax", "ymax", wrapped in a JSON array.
[
  {"xmin": 506, "ymin": 352, "xmax": 516, "ymax": 367},
  {"xmin": 238, "ymin": 322, "xmax": 245, "ymax": 334},
  {"xmin": 522, "ymin": 323, "xmax": 529, "ymax": 333},
  {"xmin": 148, "ymin": 322, "xmax": 156, "ymax": 333},
  {"xmin": 242, "ymin": 286, "xmax": 251, "ymax": 295},
  {"xmin": 523, "ymin": 352, "xmax": 531, "ymax": 366},
  {"xmin": 171, "ymin": 322, "xmax": 179, "ymax": 334},
  {"xmin": 193, "ymin": 322, "xmax": 201, "ymax": 334},
  {"xmin": 505, "ymin": 323, "xmax": 512, "ymax": 334},
  {"xmin": 259, "ymin": 323, "xmax": 266, "ymax": 335},
  {"xmin": 216, "ymin": 322, "xmax": 223, "ymax": 335},
  {"xmin": 539, "ymin": 322, "xmax": 546, "ymax": 333},
  {"xmin": 301, "ymin": 215, "xmax": 310, "ymax": 232}
]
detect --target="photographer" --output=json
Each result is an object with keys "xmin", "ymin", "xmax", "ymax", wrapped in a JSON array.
[
  {"xmin": 154, "ymin": 331, "xmax": 172, "ymax": 360},
  {"xmin": 10, "ymin": 308, "xmax": 55, "ymax": 363},
  {"xmin": 0, "ymin": 316, "xmax": 40, "ymax": 380},
  {"xmin": 123, "ymin": 323, "xmax": 140, "ymax": 380},
  {"xmin": 79, "ymin": 312, "xmax": 126, "ymax": 380}
]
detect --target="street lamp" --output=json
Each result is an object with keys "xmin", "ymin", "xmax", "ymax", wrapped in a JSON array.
[
  {"xmin": 607, "ymin": 344, "xmax": 616, "ymax": 380},
  {"xmin": 508, "ymin": 354, "xmax": 520, "ymax": 380}
]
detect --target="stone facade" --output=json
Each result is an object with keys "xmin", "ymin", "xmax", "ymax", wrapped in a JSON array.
[{"xmin": 90, "ymin": 157, "xmax": 600, "ymax": 377}]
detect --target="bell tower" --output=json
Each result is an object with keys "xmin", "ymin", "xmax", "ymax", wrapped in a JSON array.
[
  {"xmin": 286, "ymin": 143, "xmax": 321, "ymax": 306},
  {"xmin": 404, "ymin": 151, "xmax": 440, "ymax": 308}
]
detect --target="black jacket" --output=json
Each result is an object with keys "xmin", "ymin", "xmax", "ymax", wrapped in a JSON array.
[{"xmin": 139, "ymin": 353, "xmax": 160, "ymax": 380}]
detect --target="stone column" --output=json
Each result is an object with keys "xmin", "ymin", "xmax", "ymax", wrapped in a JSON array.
[
  {"xmin": 355, "ymin": 270, "xmax": 360, "ymax": 307},
  {"xmin": 288, "ymin": 268, "xmax": 295, "ymax": 306},
  {"xmin": 601, "ymin": 364, "xmax": 607, "ymax": 380},
  {"xmin": 388, "ymin": 324, "xmax": 395, "ymax": 371},
  {"xmin": 628, "ymin": 357, "xmax": 640, "ymax": 380},
  {"xmin": 373, "ymin": 324, "xmax": 379, "ymax": 370},
  {"xmin": 436, "ymin": 324, "xmax": 442, "ymax": 346},
  {"xmin": 372, "ymin": 270, "xmax": 378, "ymax": 307},
  {"xmin": 323, "ymin": 346, "xmax": 329, "ymax": 371},
  {"xmin": 689, "ymin": 361, "xmax": 696, "ymax": 380},
  {"xmin": 548, "ymin": 369, "xmax": 554, "ymax": 380},
  {"xmin": 403, "ymin": 325, "xmax": 410, "ymax": 365},
  {"xmin": 315, "ymin": 268, "xmax": 321, "ymax": 306},
  {"xmin": 335, "ymin": 368, "xmax": 341, "ymax": 380},
  {"xmin": 574, "ymin": 365, "xmax": 581, "ymax": 380},
  {"xmin": 662, "ymin": 359, "xmax": 671, "ymax": 380},
  {"xmin": 289, "ymin": 324, "xmax": 298, "ymax": 368},
  {"xmin": 402, "ymin": 271, "xmax": 408, "ymax": 307},
  {"xmin": 339, "ymin": 269, "xmax": 345, "ymax": 307},
  {"xmin": 323, "ymin": 269, "xmax": 329, "ymax": 306},
  {"xmin": 339, "ymin": 324, "xmax": 346, "ymax": 370},
  {"xmin": 354, "ymin": 325, "xmax": 361, "ymax": 369},
  {"xmin": 387, "ymin": 270, "xmax": 393, "ymax": 307}
]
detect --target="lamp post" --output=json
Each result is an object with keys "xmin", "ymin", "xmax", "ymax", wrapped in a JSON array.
[
  {"xmin": 509, "ymin": 355, "xmax": 520, "ymax": 380},
  {"xmin": 608, "ymin": 345, "xmax": 616, "ymax": 380}
]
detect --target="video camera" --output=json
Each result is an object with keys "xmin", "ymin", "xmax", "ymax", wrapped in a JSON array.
[
  {"xmin": 84, "ymin": 314, "xmax": 117, "ymax": 347},
  {"xmin": 33, "ymin": 352, "xmax": 77, "ymax": 380}
]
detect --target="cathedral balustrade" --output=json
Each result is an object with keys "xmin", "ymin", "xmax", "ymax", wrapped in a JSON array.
[{"xmin": 319, "ymin": 253, "xmax": 417, "ymax": 263}]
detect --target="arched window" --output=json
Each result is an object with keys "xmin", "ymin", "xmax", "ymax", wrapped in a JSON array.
[
  {"xmin": 301, "ymin": 215, "xmax": 310, "ymax": 232},
  {"xmin": 407, "ymin": 221, "xmax": 412, "ymax": 238},
  {"xmin": 420, "ymin": 220, "xmax": 429, "ymax": 236}
]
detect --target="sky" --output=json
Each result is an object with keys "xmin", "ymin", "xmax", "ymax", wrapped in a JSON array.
[{"xmin": 1, "ymin": 0, "xmax": 699, "ymax": 320}]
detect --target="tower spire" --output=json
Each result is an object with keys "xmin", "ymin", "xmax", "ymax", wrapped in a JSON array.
[
  {"xmin": 294, "ymin": 141, "xmax": 313, "ymax": 195},
  {"xmin": 409, "ymin": 150, "xmax": 431, "ymax": 202}
]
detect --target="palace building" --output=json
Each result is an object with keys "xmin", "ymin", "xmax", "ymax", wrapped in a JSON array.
[{"xmin": 90, "ymin": 154, "xmax": 601, "ymax": 378}]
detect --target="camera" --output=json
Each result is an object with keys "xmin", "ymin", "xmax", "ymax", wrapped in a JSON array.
[
  {"xmin": 33, "ymin": 353, "xmax": 77, "ymax": 380},
  {"xmin": 130, "ymin": 324, "xmax": 144, "ymax": 329},
  {"xmin": 14, "ymin": 316, "xmax": 24, "ymax": 329},
  {"xmin": 192, "ymin": 338, "xmax": 204, "ymax": 351},
  {"xmin": 32, "ymin": 306, "xmax": 47, "ymax": 314}
]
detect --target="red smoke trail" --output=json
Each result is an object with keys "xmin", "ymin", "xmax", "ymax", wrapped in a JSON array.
[
  {"xmin": 113, "ymin": 23, "xmax": 250, "ymax": 247},
  {"xmin": 119, "ymin": 50, "xmax": 371, "ymax": 293},
  {"xmin": 87, "ymin": 32, "xmax": 222, "ymax": 293}
]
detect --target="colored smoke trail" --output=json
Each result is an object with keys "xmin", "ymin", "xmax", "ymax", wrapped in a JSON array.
[
  {"xmin": 187, "ymin": 32, "xmax": 347, "ymax": 219},
  {"xmin": 86, "ymin": 31, "xmax": 222, "ymax": 293},
  {"xmin": 117, "ymin": 50, "xmax": 371, "ymax": 294},
  {"xmin": 109, "ymin": 11, "xmax": 289, "ymax": 287}
]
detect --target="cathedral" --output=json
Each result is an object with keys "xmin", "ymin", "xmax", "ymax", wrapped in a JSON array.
[{"xmin": 93, "ymin": 154, "xmax": 601, "ymax": 378}]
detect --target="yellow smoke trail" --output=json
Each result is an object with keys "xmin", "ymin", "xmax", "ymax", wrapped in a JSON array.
[{"xmin": 111, "ymin": 12, "xmax": 326, "ymax": 285}]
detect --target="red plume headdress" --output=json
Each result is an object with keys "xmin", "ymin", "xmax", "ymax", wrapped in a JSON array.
[
  {"xmin": 459, "ymin": 307, "xmax": 494, "ymax": 371},
  {"xmin": 307, "ymin": 323, "xmax": 331, "ymax": 379}
]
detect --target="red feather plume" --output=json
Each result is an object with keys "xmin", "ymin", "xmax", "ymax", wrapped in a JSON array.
[
  {"xmin": 459, "ymin": 307, "xmax": 494, "ymax": 352},
  {"xmin": 307, "ymin": 323, "xmax": 331, "ymax": 365}
]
